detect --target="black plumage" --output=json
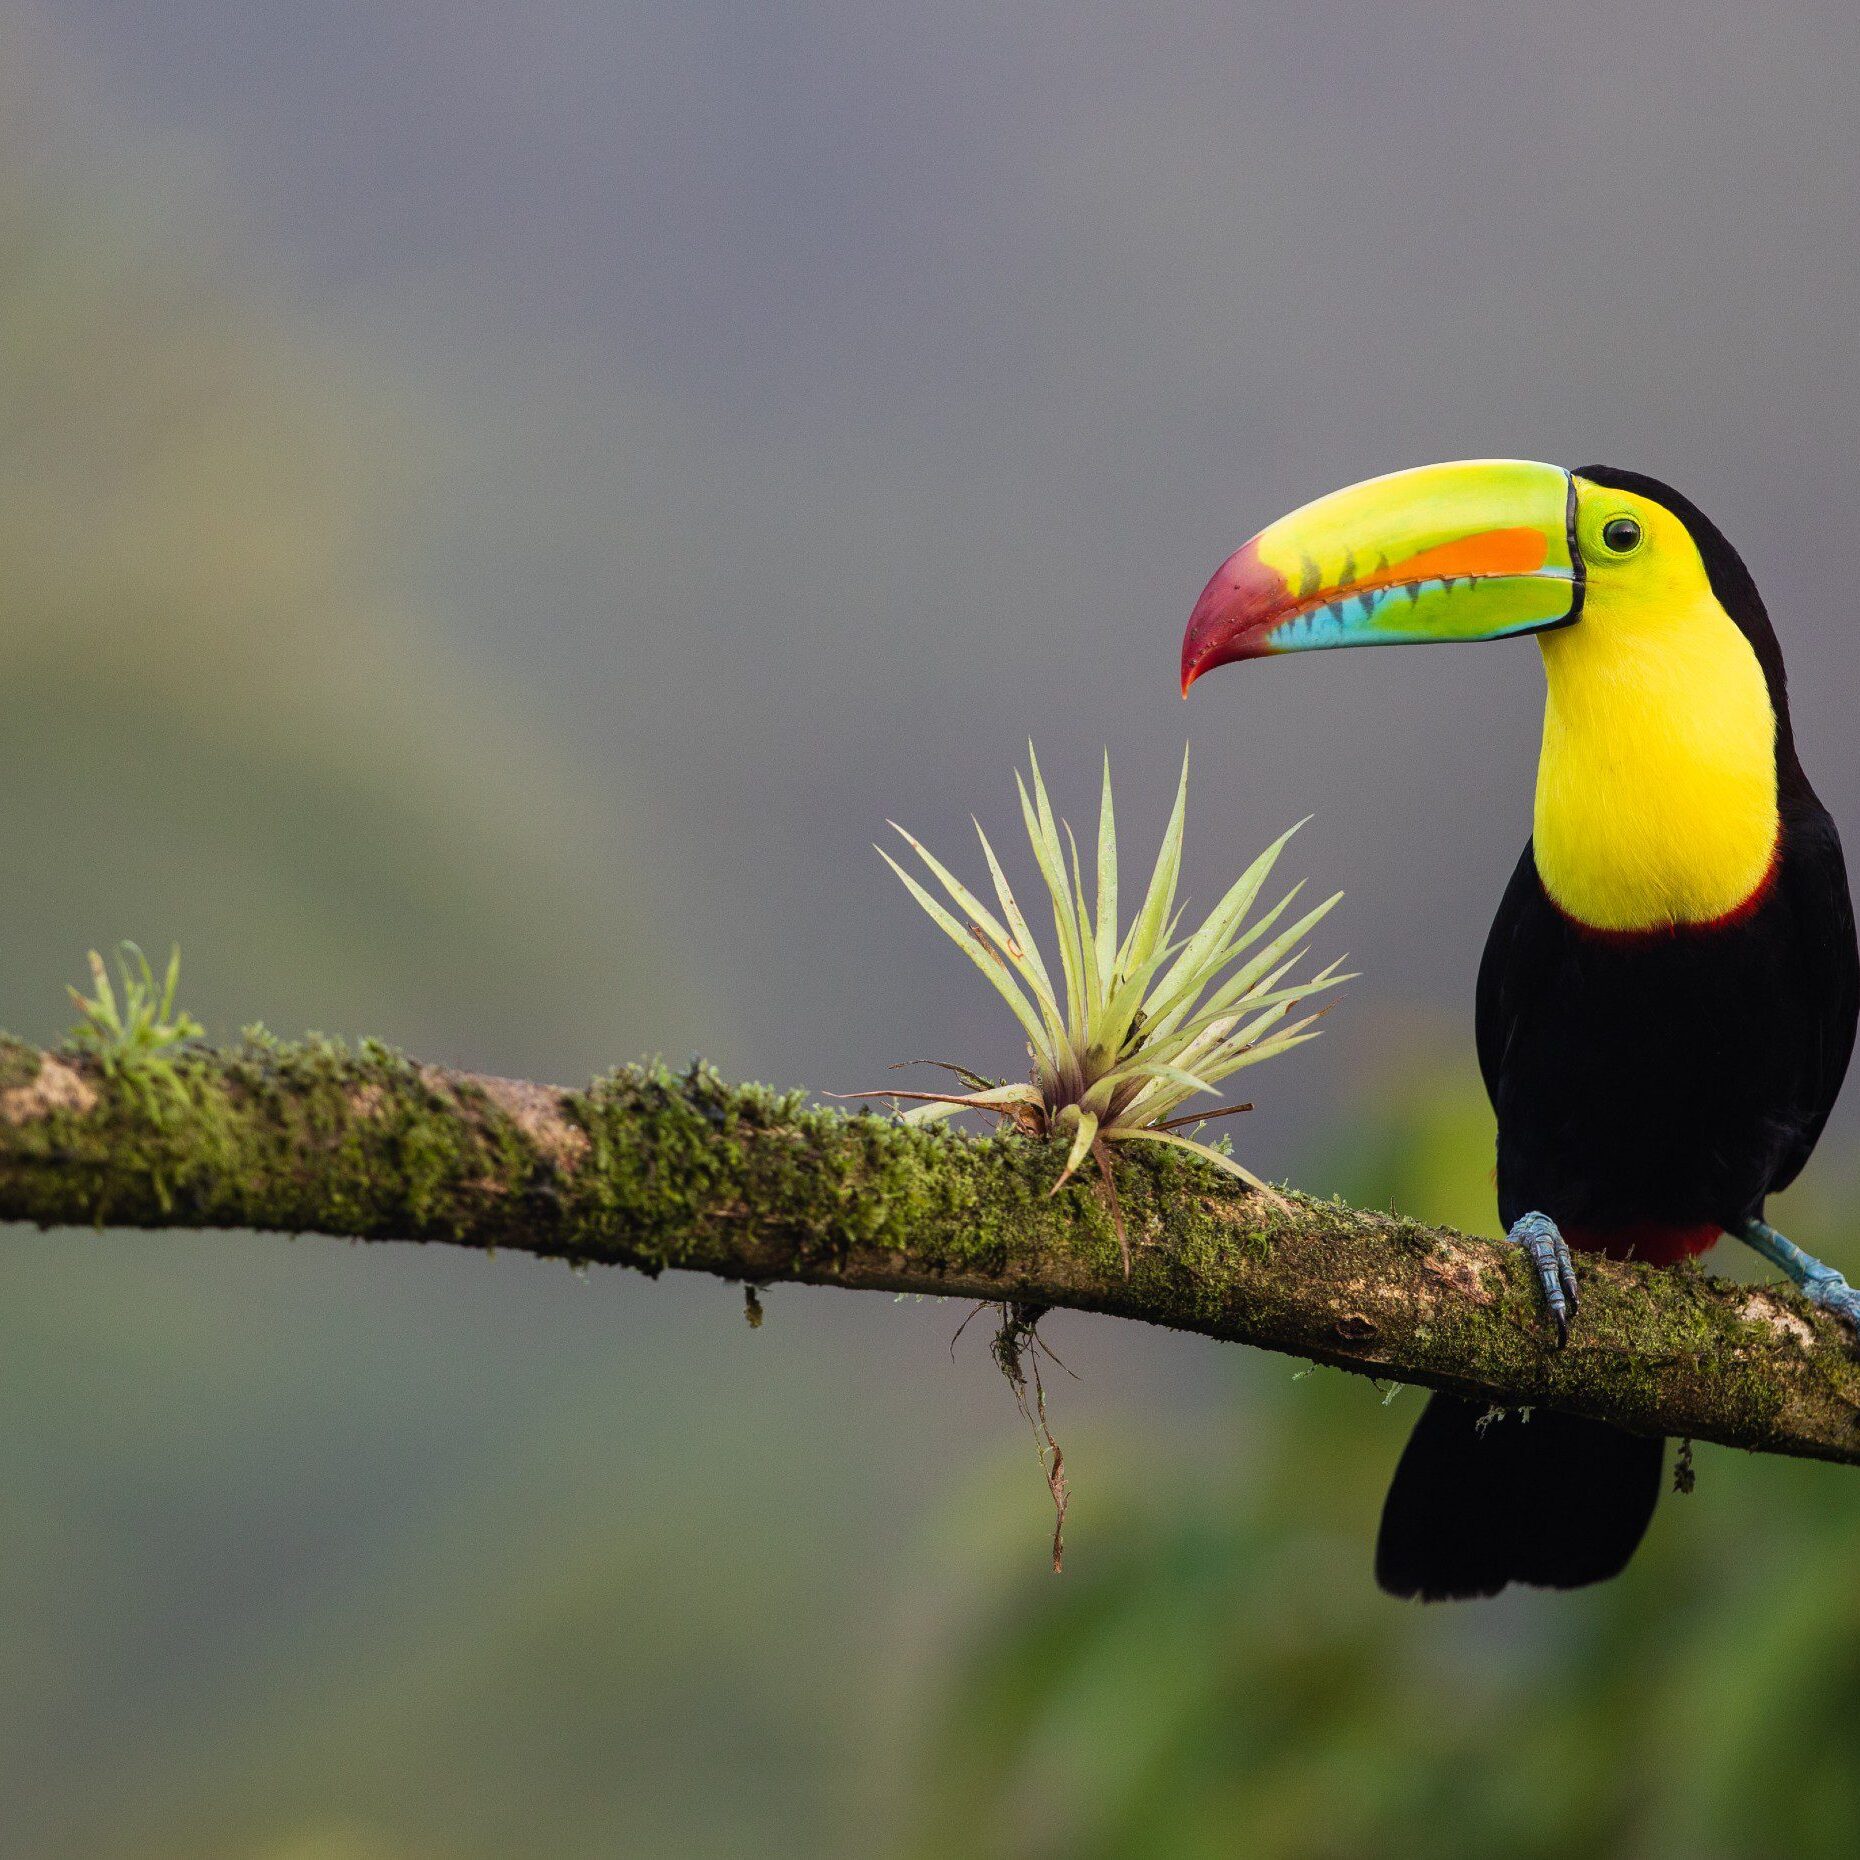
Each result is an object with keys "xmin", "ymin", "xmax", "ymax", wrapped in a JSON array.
[{"xmin": 1377, "ymin": 1397, "xmax": 1661, "ymax": 1602}]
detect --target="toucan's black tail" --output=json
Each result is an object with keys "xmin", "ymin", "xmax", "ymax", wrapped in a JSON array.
[{"xmin": 1375, "ymin": 1393, "xmax": 1663, "ymax": 1601}]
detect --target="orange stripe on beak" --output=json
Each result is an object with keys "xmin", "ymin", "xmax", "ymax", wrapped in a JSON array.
[{"xmin": 1382, "ymin": 526, "xmax": 1550, "ymax": 587}]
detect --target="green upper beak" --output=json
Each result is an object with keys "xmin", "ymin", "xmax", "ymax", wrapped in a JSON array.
[{"xmin": 1181, "ymin": 458, "xmax": 1583, "ymax": 693}]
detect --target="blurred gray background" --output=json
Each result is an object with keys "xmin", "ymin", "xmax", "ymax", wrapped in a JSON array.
[
  {"xmin": 5, "ymin": 3, "xmax": 1860, "ymax": 1855},
  {"xmin": 34, "ymin": 0, "xmax": 1860, "ymax": 1115}
]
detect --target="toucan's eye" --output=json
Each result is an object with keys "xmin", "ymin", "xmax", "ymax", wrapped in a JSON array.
[{"xmin": 1601, "ymin": 516, "xmax": 1642, "ymax": 555}]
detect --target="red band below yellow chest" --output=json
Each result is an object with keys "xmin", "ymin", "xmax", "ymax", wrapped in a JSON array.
[{"xmin": 1562, "ymin": 1221, "xmax": 1720, "ymax": 1267}]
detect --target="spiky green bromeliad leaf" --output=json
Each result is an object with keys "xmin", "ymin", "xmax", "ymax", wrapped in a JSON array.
[{"xmin": 868, "ymin": 748, "xmax": 1348, "ymax": 1267}]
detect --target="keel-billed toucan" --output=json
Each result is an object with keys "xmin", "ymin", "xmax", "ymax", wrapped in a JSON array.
[{"xmin": 1183, "ymin": 460, "xmax": 1860, "ymax": 1599}]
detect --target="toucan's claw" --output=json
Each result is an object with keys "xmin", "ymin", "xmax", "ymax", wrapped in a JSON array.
[
  {"xmin": 1737, "ymin": 1217, "xmax": 1860, "ymax": 1344},
  {"xmin": 1509, "ymin": 1211, "xmax": 1579, "ymax": 1346}
]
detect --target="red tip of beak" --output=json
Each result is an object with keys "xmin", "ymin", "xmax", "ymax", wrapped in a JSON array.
[{"xmin": 1181, "ymin": 538, "xmax": 1288, "ymax": 695}]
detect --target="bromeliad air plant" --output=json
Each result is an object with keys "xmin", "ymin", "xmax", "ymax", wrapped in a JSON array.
[{"xmin": 871, "ymin": 747, "xmax": 1348, "ymax": 1268}]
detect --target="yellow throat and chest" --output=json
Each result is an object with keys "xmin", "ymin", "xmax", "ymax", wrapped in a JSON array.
[{"xmin": 1532, "ymin": 581, "xmax": 1779, "ymax": 933}]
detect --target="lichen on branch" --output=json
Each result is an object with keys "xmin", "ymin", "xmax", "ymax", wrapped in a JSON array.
[{"xmin": 0, "ymin": 1032, "xmax": 1855, "ymax": 1467}]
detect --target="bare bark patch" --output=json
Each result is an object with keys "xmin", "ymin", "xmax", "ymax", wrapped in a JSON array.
[
  {"xmin": 472, "ymin": 1074, "xmax": 591, "ymax": 1171},
  {"xmin": 0, "ymin": 1056, "xmax": 97, "ymax": 1123},
  {"xmin": 1739, "ymin": 1289, "xmax": 1819, "ymax": 1350},
  {"xmin": 1422, "ymin": 1243, "xmax": 1499, "ymax": 1306}
]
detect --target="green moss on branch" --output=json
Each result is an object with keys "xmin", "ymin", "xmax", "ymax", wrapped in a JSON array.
[{"xmin": 0, "ymin": 1032, "xmax": 1856, "ymax": 1465}]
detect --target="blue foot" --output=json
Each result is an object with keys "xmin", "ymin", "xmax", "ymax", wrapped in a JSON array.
[
  {"xmin": 1737, "ymin": 1218, "xmax": 1860, "ymax": 1338},
  {"xmin": 1509, "ymin": 1210, "xmax": 1579, "ymax": 1346}
]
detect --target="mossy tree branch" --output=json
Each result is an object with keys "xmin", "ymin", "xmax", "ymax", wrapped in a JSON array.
[{"xmin": 1, "ymin": 1033, "xmax": 1857, "ymax": 1464}]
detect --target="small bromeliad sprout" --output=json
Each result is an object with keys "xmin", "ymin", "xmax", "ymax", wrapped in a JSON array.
[
  {"xmin": 66, "ymin": 941, "xmax": 203, "ymax": 1109},
  {"xmin": 872, "ymin": 746, "xmax": 1348, "ymax": 1269}
]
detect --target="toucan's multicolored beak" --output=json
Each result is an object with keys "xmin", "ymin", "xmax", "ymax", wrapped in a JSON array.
[{"xmin": 1181, "ymin": 458, "xmax": 1583, "ymax": 694}]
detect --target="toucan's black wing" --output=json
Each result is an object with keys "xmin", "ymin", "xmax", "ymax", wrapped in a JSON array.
[
  {"xmin": 1475, "ymin": 841, "xmax": 1553, "ymax": 1114},
  {"xmin": 1768, "ymin": 788, "xmax": 1859, "ymax": 1194}
]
